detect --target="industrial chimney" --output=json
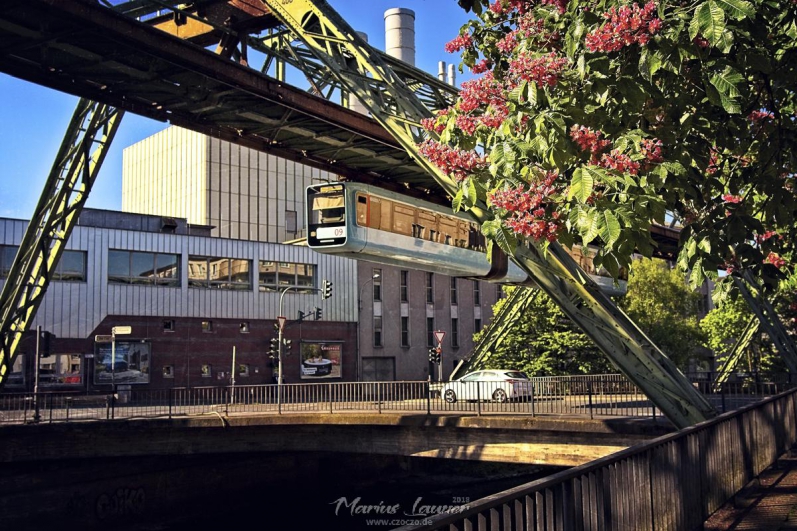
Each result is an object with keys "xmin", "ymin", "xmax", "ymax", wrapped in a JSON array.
[{"xmin": 384, "ymin": 8, "xmax": 416, "ymax": 66}]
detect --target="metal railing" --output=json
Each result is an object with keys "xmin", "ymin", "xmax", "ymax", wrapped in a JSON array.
[
  {"xmin": 0, "ymin": 373, "xmax": 791, "ymax": 425},
  {"xmin": 395, "ymin": 384, "xmax": 797, "ymax": 531}
]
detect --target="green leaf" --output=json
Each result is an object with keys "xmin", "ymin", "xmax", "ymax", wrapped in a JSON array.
[
  {"xmin": 710, "ymin": 67, "xmax": 744, "ymax": 114},
  {"xmin": 452, "ymin": 188, "xmax": 464, "ymax": 212},
  {"xmin": 568, "ymin": 168, "xmax": 594, "ymax": 203},
  {"xmin": 600, "ymin": 211, "xmax": 622, "ymax": 246},
  {"xmin": 690, "ymin": 1, "xmax": 726, "ymax": 45},
  {"xmin": 714, "ymin": 0, "xmax": 754, "ymax": 20}
]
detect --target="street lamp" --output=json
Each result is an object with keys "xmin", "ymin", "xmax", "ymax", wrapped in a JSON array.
[{"xmin": 356, "ymin": 272, "xmax": 380, "ymax": 382}]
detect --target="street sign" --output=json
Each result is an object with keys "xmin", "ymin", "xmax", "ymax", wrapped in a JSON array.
[
  {"xmin": 277, "ymin": 316, "xmax": 287, "ymax": 331},
  {"xmin": 112, "ymin": 326, "xmax": 132, "ymax": 335},
  {"xmin": 95, "ymin": 335, "xmax": 113, "ymax": 343},
  {"xmin": 434, "ymin": 330, "xmax": 445, "ymax": 345}
]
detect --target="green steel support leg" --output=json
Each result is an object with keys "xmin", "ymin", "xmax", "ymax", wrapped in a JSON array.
[
  {"xmin": 453, "ymin": 287, "xmax": 540, "ymax": 379},
  {"xmin": 735, "ymin": 274, "xmax": 797, "ymax": 374},
  {"xmin": 0, "ymin": 99, "xmax": 123, "ymax": 390},
  {"xmin": 713, "ymin": 315, "xmax": 759, "ymax": 391},
  {"xmin": 263, "ymin": 0, "xmax": 715, "ymax": 428}
]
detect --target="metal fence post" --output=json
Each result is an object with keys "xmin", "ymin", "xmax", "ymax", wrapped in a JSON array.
[
  {"xmin": 477, "ymin": 383, "xmax": 482, "ymax": 416},
  {"xmin": 168, "ymin": 388, "xmax": 173, "ymax": 420},
  {"xmin": 588, "ymin": 381, "xmax": 594, "ymax": 420},
  {"xmin": 426, "ymin": 382, "xmax": 431, "ymax": 415},
  {"xmin": 329, "ymin": 383, "xmax": 333, "ymax": 414},
  {"xmin": 530, "ymin": 381, "xmax": 535, "ymax": 417},
  {"xmin": 48, "ymin": 394, "xmax": 53, "ymax": 424}
]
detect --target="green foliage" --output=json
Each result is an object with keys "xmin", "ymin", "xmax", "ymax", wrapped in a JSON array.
[
  {"xmin": 699, "ymin": 295, "xmax": 753, "ymax": 364},
  {"xmin": 476, "ymin": 287, "xmax": 614, "ymax": 376},
  {"xmin": 620, "ymin": 258, "xmax": 706, "ymax": 368},
  {"xmin": 440, "ymin": 0, "xmax": 797, "ymax": 300}
]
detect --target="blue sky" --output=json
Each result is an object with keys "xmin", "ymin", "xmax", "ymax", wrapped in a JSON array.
[{"xmin": 0, "ymin": 1, "xmax": 475, "ymax": 219}]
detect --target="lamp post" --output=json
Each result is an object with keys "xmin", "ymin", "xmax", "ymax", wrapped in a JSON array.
[{"xmin": 356, "ymin": 272, "xmax": 380, "ymax": 382}]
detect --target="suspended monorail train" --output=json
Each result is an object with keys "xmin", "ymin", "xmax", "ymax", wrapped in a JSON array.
[{"xmin": 305, "ymin": 182, "xmax": 626, "ymax": 295}]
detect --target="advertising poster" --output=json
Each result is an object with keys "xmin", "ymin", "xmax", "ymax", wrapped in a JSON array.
[
  {"xmin": 300, "ymin": 341, "xmax": 342, "ymax": 379},
  {"xmin": 94, "ymin": 341, "xmax": 151, "ymax": 385}
]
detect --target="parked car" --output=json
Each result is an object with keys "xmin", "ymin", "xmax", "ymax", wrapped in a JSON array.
[{"xmin": 441, "ymin": 370, "xmax": 532, "ymax": 403}]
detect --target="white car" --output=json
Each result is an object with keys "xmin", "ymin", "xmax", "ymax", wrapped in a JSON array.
[{"xmin": 441, "ymin": 370, "xmax": 532, "ymax": 403}]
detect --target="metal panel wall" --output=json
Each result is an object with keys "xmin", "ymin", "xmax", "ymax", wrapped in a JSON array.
[{"xmin": 0, "ymin": 216, "xmax": 357, "ymax": 340}]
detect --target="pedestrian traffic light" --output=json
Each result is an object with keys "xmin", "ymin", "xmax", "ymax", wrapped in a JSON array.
[
  {"xmin": 435, "ymin": 347, "xmax": 442, "ymax": 364},
  {"xmin": 283, "ymin": 338, "xmax": 292, "ymax": 355},
  {"xmin": 314, "ymin": 307, "xmax": 322, "ymax": 320},
  {"xmin": 321, "ymin": 279, "xmax": 333, "ymax": 299}
]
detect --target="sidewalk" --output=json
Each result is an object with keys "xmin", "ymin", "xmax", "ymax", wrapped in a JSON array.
[{"xmin": 704, "ymin": 450, "xmax": 797, "ymax": 530}]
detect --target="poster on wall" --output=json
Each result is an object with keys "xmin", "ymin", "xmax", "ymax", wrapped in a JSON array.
[
  {"xmin": 300, "ymin": 341, "xmax": 342, "ymax": 379},
  {"xmin": 94, "ymin": 341, "xmax": 151, "ymax": 385}
]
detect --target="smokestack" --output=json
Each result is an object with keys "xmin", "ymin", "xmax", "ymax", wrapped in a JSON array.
[
  {"xmin": 349, "ymin": 31, "xmax": 370, "ymax": 115},
  {"xmin": 438, "ymin": 61, "xmax": 446, "ymax": 81},
  {"xmin": 384, "ymin": 8, "xmax": 415, "ymax": 66},
  {"xmin": 447, "ymin": 63, "xmax": 456, "ymax": 87}
]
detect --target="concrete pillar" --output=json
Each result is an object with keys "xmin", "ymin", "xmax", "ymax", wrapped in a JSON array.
[{"xmin": 384, "ymin": 8, "xmax": 415, "ymax": 66}]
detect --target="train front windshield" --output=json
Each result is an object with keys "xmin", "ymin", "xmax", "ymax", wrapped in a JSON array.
[{"xmin": 306, "ymin": 184, "xmax": 348, "ymax": 247}]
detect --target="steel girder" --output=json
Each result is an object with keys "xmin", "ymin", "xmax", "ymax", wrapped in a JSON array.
[
  {"xmin": 713, "ymin": 315, "xmax": 760, "ymax": 391},
  {"xmin": 0, "ymin": 100, "xmax": 123, "ymax": 390},
  {"xmin": 263, "ymin": 0, "xmax": 715, "ymax": 428},
  {"xmin": 451, "ymin": 288, "xmax": 541, "ymax": 380},
  {"xmin": 735, "ymin": 274, "xmax": 797, "ymax": 374}
]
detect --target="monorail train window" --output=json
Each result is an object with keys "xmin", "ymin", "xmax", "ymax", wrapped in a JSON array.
[
  {"xmin": 356, "ymin": 193, "xmax": 368, "ymax": 227},
  {"xmin": 370, "ymin": 197, "xmax": 382, "ymax": 229},
  {"xmin": 310, "ymin": 193, "xmax": 345, "ymax": 224},
  {"xmin": 393, "ymin": 204, "xmax": 415, "ymax": 236}
]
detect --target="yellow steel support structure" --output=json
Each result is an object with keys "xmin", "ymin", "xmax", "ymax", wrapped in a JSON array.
[
  {"xmin": 0, "ymin": 100, "xmax": 123, "ymax": 390},
  {"xmin": 451, "ymin": 287, "xmax": 541, "ymax": 380},
  {"xmin": 713, "ymin": 315, "xmax": 760, "ymax": 391},
  {"xmin": 263, "ymin": 0, "xmax": 714, "ymax": 428}
]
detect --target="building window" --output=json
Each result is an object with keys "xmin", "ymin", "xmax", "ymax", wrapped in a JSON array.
[
  {"xmin": 189, "ymin": 256, "xmax": 250, "ymax": 290},
  {"xmin": 427, "ymin": 317, "xmax": 435, "ymax": 347},
  {"xmin": 400, "ymin": 270, "xmax": 409, "ymax": 302},
  {"xmin": 240, "ymin": 322, "xmax": 250, "ymax": 333},
  {"xmin": 0, "ymin": 246, "xmax": 85, "ymax": 281},
  {"xmin": 258, "ymin": 261, "xmax": 315, "ymax": 293},
  {"xmin": 451, "ymin": 318, "xmax": 459, "ymax": 348},
  {"xmin": 401, "ymin": 317, "xmax": 409, "ymax": 347},
  {"xmin": 285, "ymin": 210, "xmax": 298, "ymax": 233},
  {"xmin": 426, "ymin": 273, "xmax": 434, "ymax": 304},
  {"xmin": 163, "ymin": 365, "xmax": 174, "ymax": 378},
  {"xmin": 201, "ymin": 320, "xmax": 213, "ymax": 333},
  {"xmin": 163, "ymin": 319, "xmax": 175, "ymax": 332},
  {"xmin": 109, "ymin": 250, "xmax": 180, "ymax": 286},
  {"xmin": 475, "ymin": 318, "xmax": 482, "ymax": 333},
  {"xmin": 450, "ymin": 277, "xmax": 458, "ymax": 305},
  {"xmin": 374, "ymin": 316, "xmax": 383, "ymax": 347},
  {"xmin": 0, "ymin": 245, "xmax": 17, "ymax": 278},
  {"xmin": 55, "ymin": 250, "xmax": 88, "ymax": 282},
  {"xmin": 373, "ymin": 268, "xmax": 382, "ymax": 301},
  {"xmin": 39, "ymin": 354, "xmax": 83, "ymax": 386},
  {"xmin": 473, "ymin": 280, "xmax": 481, "ymax": 305},
  {"xmin": 201, "ymin": 364, "xmax": 212, "ymax": 377}
]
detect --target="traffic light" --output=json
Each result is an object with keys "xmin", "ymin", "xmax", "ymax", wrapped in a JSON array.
[
  {"xmin": 298, "ymin": 310, "xmax": 306, "ymax": 322},
  {"xmin": 321, "ymin": 279, "xmax": 333, "ymax": 299},
  {"xmin": 314, "ymin": 307, "xmax": 322, "ymax": 320},
  {"xmin": 428, "ymin": 348, "xmax": 437, "ymax": 364},
  {"xmin": 268, "ymin": 337, "xmax": 280, "ymax": 359},
  {"xmin": 40, "ymin": 331, "xmax": 54, "ymax": 357},
  {"xmin": 283, "ymin": 338, "xmax": 292, "ymax": 355},
  {"xmin": 435, "ymin": 347, "xmax": 442, "ymax": 364}
]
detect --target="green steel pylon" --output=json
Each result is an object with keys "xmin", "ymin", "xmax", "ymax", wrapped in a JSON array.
[{"xmin": 0, "ymin": 100, "xmax": 123, "ymax": 390}]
